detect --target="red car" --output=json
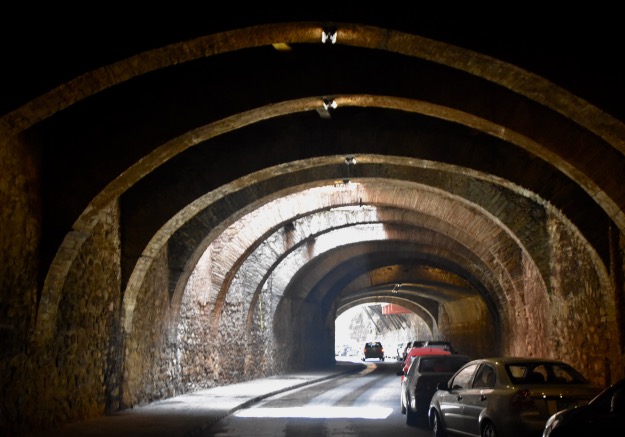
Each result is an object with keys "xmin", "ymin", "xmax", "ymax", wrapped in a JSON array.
[
  {"xmin": 397, "ymin": 347, "xmax": 451, "ymax": 372},
  {"xmin": 400, "ymin": 347, "xmax": 451, "ymax": 380}
]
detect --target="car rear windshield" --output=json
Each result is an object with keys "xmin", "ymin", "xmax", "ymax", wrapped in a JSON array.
[
  {"xmin": 505, "ymin": 362, "xmax": 590, "ymax": 385},
  {"xmin": 418, "ymin": 356, "xmax": 470, "ymax": 373}
]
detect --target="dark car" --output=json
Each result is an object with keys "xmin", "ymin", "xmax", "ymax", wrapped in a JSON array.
[
  {"xmin": 402, "ymin": 340, "xmax": 425, "ymax": 361},
  {"xmin": 361, "ymin": 341, "xmax": 384, "ymax": 361},
  {"xmin": 423, "ymin": 340, "xmax": 456, "ymax": 354},
  {"xmin": 429, "ymin": 357, "xmax": 602, "ymax": 437},
  {"xmin": 542, "ymin": 376, "xmax": 625, "ymax": 436},
  {"xmin": 398, "ymin": 354, "xmax": 471, "ymax": 425}
]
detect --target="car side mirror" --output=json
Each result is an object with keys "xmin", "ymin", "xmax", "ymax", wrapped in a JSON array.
[{"xmin": 436, "ymin": 381, "xmax": 449, "ymax": 390}]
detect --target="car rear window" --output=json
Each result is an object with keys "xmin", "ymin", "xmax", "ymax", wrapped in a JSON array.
[
  {"xmin": 419, "ymin": 356, "xmax": 470, "ymax": 373},
  {"xmin": 506, "ymin": 362, "xmax": 590, "ymax": 384}
]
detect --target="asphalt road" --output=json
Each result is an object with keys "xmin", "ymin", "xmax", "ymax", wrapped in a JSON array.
[{"xmin": 202, "ymin": 357, "xmax": 433, "ymax": 436}]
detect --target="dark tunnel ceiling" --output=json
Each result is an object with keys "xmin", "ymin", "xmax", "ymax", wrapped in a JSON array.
[
  {"xmin": 2, "ymin": 7, "xmax": 625, "ymax": 123},
  {"xmin": 3, "ymin": 7, "xmax": 625, "ymax": 300}
]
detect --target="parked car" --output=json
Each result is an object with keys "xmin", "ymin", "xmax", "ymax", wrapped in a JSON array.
[
  {"xmin": 400, "ymin": 347, "xmax": 451, "ymax": 379},
  {"xmin": 361, "ymin": 341, "xmax": 384, "ymax": 361},
  {"xmin": 402, "ymin": 340, "xmax": 425, "ymax": 361},
  {"xmin": 542, "ymin": 376, "xmax": 625, "ymax": 436},
  {"xmin": 396, "ymin": 342, "xmax": 406, "ymax": 360},
  {"xmin": 423, "ymin": 340, "xmax": 456, "ymax": 354},
  {"xmin": 429, "ymin": 357, "xmax": 602, "ymax": 437},
  {"xmin": 398, "ymin": 353, "xmax": 471, "ymax": 426}
]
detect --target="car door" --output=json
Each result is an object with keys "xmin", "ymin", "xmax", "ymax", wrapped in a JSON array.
[
  {"xmin": 460, "ymin": 363, "xmax": 496, "ymax": 435},
  {"xmin": 438, "ymin": 363, "xmax": 478, "ymax": 433}
]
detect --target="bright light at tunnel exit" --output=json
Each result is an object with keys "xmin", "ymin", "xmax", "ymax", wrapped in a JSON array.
[{"xmin": 234, "ymin": 405, "xmax": 393, "ymax": 419}]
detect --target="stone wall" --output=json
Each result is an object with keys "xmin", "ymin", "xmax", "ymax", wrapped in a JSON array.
[
  {"xmin": 122, "ymin": 245, "xmax": 177, "ymax": 408},
  {"xmin": 438, "ymin": 295, "xmax": 496, "ymax": 358},
  {"xmin": 547, "ymin": 214, "xmax": 620, "ymax": 386},
  {"xmin": 435, "ymin": 206, "xmax": 622, "ymax": 387},
  {"xmin": 0, "ymin": 135, "xmax": 40, "ymax": 384},
  {"xmin": 176, "ymin": 246, "xmax": 219, "ymax": 392},
  {"xmin": 0, "ymin": 201, "xmax": 121, "ymax": 434}
]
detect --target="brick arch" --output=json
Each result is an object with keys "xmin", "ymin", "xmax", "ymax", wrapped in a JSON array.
[
  {"xmin": 274, "ymin": 237, "xmax": 498, "ymax": 358},
  {"xmin": 191, "ymin": 176, "xmax": 528, "ymax": 340},
  {"xmin": 20, "ymin": 24, "xmax": 623, "ymax": 362},
  {"xmin": 139, "ymin": 160, "xmax": 527, "ymax": 338},
  {"xmin": 270, "ymin": 239, "xmax": 500, "ymax": 367},
  {"xmin": 23, "ymin": 22, "xmax": 622, "ymax": 348},
  {"xmin": 336, "ymin": 297, "xmax": 437, "ymax": 336},
  {"xmin": 2, "ymin": 23, "xmax": 621, "ymax": 250},
  {"xmin": 3, "ymin": 17, "xmax": 625, "ymax": 432},
  {"xmin": 149, "ymin": 150, "xmax": 609, "ymax": 360}
]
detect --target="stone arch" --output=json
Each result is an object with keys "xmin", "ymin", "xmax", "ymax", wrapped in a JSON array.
[
  {"xmin": 10, "ymin": 20, "xmax": 619, "ymax": 389},
  {"xmin": 26, "ymin": 19, "xmax": 623, "ymax": 341},
  {"xmin": 336, "ymin": 297, "xmax": 438, "ymax": 336}
]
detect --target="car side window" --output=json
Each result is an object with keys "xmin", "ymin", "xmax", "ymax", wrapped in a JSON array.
[
  {"xmin": 473, "ymin": 364, "xmax": 496, "ymax": 388},
  {"xmin": 450, "ymin": 364, "xmax": 478, "ymax": 389}
]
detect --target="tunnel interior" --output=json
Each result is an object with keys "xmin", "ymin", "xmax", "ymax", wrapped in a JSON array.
[{"xmin": 1, "ymin": 16, "xmax": 624, "ymax": 434}]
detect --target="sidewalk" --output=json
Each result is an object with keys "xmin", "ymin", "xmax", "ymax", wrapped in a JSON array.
[{"xmin": 26, "ymin": 360, "xmax": 366, "ymax": 437}]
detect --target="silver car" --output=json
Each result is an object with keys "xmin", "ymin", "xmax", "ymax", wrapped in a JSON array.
[{"xmin": 429, "ymin": 357, "xmax": 602, "ymax": 437}]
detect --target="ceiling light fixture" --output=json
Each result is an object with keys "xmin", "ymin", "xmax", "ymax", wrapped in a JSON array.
[
  {"xmin": 316, "ymin": 97, "xmax": 337, "ymax": 119},
  {"xmin": 343, "ymin": 155, "xmax": 356, "ymax": 184},
  {"xmin": 321, "ymin": 29, "xmax": 337, "ymax": 44}
]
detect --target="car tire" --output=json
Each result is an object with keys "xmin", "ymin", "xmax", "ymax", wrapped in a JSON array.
[
  {"xmin": 432, "ymin": 411, "xmax": 446, "ymax": 437},
  {"xmin": 400, "ymin": 392, "xmax": 407, "ymax": 414},
  {"xmin": 481, "ymin": 421, "xmax": 497, "ymax": 437},
  {"xmin": 406, "ymin": 405, "xmax": 417, "ymax": 426}
]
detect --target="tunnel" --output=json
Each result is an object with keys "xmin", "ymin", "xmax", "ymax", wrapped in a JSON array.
[{"xmin": 1, "ymin": 10, "xmax": 624, "ymax": 434}]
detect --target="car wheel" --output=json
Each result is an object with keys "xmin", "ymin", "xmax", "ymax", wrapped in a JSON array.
[
  {"xmin": 400, "ymin": 392, "xmax": 406, "ymax": 414},
  {"xmin": 432, "ymin": 411, "xmax": 446, "ymax": 437},
  {"xmin": 406, "ymin": 404, "xmax": 417, "ymax": 426},
  {"xmin": 481, "ymin": 421, "xmax": 496, "ymax": 437}
]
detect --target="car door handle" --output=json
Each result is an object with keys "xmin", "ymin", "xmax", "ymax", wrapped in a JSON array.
[
  {"xmin": 457, "ymin": 395, "xmax": 462, "ymax": 401},
  {"xmin": 480, "ymin": 395, "xmax": 487, "ymax": 401}
]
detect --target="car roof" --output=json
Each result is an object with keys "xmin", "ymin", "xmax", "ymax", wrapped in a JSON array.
[
  {"xmin": 417, "ymin": 354, "xmax": 471, "ymax": 361},
  {"xmin": 408, "ymin": 347, "xmax": 451, "ymax": 356},
  {"xmin": 467, "ymin": 357, "xmax": 570, "ymax": 366}
]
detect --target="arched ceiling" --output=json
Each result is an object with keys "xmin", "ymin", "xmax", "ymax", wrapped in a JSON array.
[{"xmin": 2, "ymin": 10, "xmax": 624, "ymax": 343}]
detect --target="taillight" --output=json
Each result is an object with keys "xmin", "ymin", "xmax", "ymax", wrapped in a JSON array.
[{"xmin": 510, "ymin": 389, "xmax": 537, "ymax": 411}]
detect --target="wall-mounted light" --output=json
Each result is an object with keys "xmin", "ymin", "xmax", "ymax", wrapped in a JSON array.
[
  {"xmin": 322, "ymin": 28, "xmax": 337, "ymax": 44},
  {"xmin": 324, "ymin": 98, "xmax": 337, "ymax": 110},
  {"xmin": 317, "ymin": 97, "xmax": 337, "ymax": 119},
  {"xmin": 343, "ymin": 155, "xmax": 357, "ymax": 184}
]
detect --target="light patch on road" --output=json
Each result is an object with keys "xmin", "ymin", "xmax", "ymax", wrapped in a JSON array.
[{"xmin": 235, "ymin": 406, "xmax": 393, "ymax": 419}]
